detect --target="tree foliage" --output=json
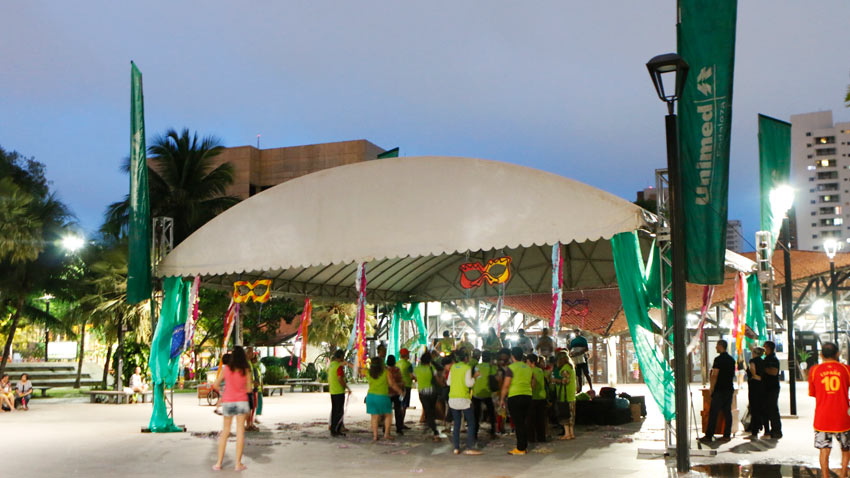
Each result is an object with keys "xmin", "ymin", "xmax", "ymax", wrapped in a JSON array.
[{"xmin": 307, "ymin": 303, "xmax": 375, "ymax": 354}]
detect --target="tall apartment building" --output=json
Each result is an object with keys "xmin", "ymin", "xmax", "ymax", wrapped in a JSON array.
[
  {"xmin": 790, "ymin": 111, "xmax": 850, "ymax": 251},
  {"xmin": 726, "ymin": 219, "xmax": 743, "ymax": 253},
  {"xmin": 168, "ymin": 139, "xmax": 389, "ymax": 200}
]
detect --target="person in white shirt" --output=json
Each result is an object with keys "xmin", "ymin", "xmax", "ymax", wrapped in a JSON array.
[{"xmin": 130, "ymin": 367, "xmax": 148, "ymax": 393}]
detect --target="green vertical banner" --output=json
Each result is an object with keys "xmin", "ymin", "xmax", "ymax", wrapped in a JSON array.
[
  {"xmin": 128, "ymin": 61, "xmax": 152, "ymax": 304},
  {"xmin": 677, "ymin": 0, "xmax": 738, "ymax": 285},
  {"xmin": 758, "ymin": 114, "xmax": 792, "ymax": 257},
  {"xmin": 148, "ymin": 276, "xmax": 189, "ymax": 432}
]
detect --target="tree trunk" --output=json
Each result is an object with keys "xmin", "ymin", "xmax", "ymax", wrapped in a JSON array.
[
  {"xmin": 114, "ymin": 318, "xmax": 124, "ymax": 391},
  {"xmin": 0, "ymin": 297, "xmax": 25, "ymax": 377},
  {"xmin": 102, "ymin": 343, "xmax": 113, "ymax": 389},
  {"xmin": 74, "ymin": 318, "xmax": 87, "ymax": 388}
]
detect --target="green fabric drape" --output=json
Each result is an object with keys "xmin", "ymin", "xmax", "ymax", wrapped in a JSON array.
[
  {"xmin": 147, "ymin": 276, "xmax": 189, "ymax": 432},
  {"xmin": 745, "ymin": 273, "xmax": 767, "ymax": 346},
  {"xmin": 389, "ymin": 303, "xmax": 427, "ymax": 359},
  {"xmin": 611, "ymin": 232, "xmax": 676, "ymax": 421}
]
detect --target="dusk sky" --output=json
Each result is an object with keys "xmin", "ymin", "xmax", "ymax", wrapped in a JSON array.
[{"xmin": 1, "ymin": 1, "xmax": 848, "ymax": 251}]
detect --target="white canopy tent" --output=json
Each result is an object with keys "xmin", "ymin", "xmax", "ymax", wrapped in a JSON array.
[{"xmin": 157, "ymin": 156, "xmax": 654, "ymax": 302}]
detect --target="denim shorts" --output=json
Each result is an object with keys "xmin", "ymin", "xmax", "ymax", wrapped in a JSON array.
[{"xmin": 221, "ymin": 401, "xmax": 250, "ymax": 417}]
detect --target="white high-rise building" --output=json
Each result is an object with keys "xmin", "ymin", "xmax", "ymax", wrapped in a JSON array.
[
  {"xmin": 726, "ymin": 220, "xmax": 743, "ymax": 253},
  {"xmin": 790, "ymin": 111, "xmax": 850, "ymax": 251}
]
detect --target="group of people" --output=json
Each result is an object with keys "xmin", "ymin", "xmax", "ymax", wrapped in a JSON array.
[
  {"xmin": 702, "ymin": 339, "xmax": 783, "ymax": 443},
  {"xmin": 0, "ymin": 373, "xmax": 32, "ymax": 411},
  {"xmin": 335, "ymin": 327, "xmax": 594, "ymax": 456}
]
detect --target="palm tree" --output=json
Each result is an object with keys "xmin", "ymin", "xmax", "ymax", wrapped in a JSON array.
[
  {"xmin": 0, "ymin": 177, "xmax": 42, "ymax": 263},
  {"xmin": 84, "ymin": 242, "xmax": 150, "ymax": 390},
  {"xmin": 103, "ymin": 128, "xmax": 239, "ymax": 244},
  {"xmin": 0, "ymin": 193, "xmax": 74, "ymax": 376},
  {"xmin": 308, "ymin": 304, "xmax": 375, "ymax": 357}
]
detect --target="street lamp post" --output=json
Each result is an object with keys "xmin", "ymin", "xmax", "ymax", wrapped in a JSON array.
[
  {"xmin": 824, "ymin": 239, "xmax": 840, "ymax": 343},
  {"xmin": 39, "ymin": 294, "xmax": 55, "ymax": 362},
  {"xmin": 647, "ymin": 52, "xmax": 690, "ymax": 473},
  {"xmin": 770, "ymin": 185, "xmax": 796, "ymax": 416}
]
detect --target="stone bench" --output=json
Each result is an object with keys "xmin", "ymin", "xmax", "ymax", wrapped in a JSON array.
[{"xmin": 83, "ymin": 389, "xmax": 153, "ymax": 404}]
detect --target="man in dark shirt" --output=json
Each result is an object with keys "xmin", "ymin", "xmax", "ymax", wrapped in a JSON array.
[
  {"xmin": 762, "ymin": 340, "xmax": 782, "ymax": 438},
  {"xmin": 701, "ymin": 339, "xmax": 736, "ymax": 442}
]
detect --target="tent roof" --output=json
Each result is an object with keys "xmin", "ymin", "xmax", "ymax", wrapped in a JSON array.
[{"xmin": 158, "ymin": 156, "xmax": 652, "ymax": 302}]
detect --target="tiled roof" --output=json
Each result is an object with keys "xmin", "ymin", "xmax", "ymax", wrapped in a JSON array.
[
  {"xmin": 498, "ymin": 250, "xmax": 850, "ymax": 338},
  {"xmin": 253, "ymin": 316, "xmax": 301, "ymax": 346}
]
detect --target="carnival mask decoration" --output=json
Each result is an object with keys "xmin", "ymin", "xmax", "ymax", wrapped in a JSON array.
[
  {"xmin": 459, "ymin": 257, "xmax": 512, "ymax": 289},
  {"xmin": 232, "ymin": 279, "xmax": 272, "ymax": 303}
]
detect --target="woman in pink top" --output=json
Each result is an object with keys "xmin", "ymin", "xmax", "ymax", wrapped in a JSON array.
[{"xmin": 211, "ymin": 346, "xmax": 252, "ymax": 471}]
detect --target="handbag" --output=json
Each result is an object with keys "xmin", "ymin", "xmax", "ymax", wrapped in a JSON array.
[
  {"xmin": 741, "ymin": 405, "xmax": 751, "ymax": 430},
  {"xmin": 553, "ymin": 384, "xmax": 572, "ymax": 419}
]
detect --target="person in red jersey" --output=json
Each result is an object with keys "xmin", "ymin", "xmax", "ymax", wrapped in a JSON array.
[{"xmin": 809, "ymin": 342, "xmax": 850, "ymax": 478}]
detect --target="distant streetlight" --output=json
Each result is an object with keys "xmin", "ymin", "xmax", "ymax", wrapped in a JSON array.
[
  {"xmin": 61, "ymin": 234, "xmax": 85, "ymax": 253},
  {"xmin": 772, "ymin": 184, "xmax": 797, "ymax": 415},
  {"xmin": 824, "ymin": 238, "xmax": 841, "ymax": 343},
  {"xmin": 646, "ymin": 52, "xmax": 689, "ymax": 472},
  {"xmin": 39, "ymin": 293, "xmax": 55, "ymax": 362}
]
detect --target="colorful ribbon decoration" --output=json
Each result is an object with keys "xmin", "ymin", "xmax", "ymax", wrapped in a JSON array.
[
  {"xmin": 732, "ymin": 273, "xmax": 747, "ymax": 358},
  {"xmin": 459, "ymin": 257, "xmax": 512, "ymax": 289},
  {"xmin": 182, "ymin": 276, "xmax": 201, "ymax": 354},
  {"xmin": 551, "ymin": 242, "xmax": 563, "ymax": 329},
  {"xmin": 346, "ymin": 263, "xmax": 368, "ymax": 376},
  {"xmin": 686, "ymin": 285, "xmax": 716, "ymax": 355},
  {"xmin": 215, "ymin": 299, "xmax": 239, "ymax": 380},
  {"xmin": 289, "ymin": 298, "xmax": 312, "ymax": 370},
  {"xmin": 494, "ymin": 283, "xmax": 504, "ymax": 334},
  {"xmin": 232, "ymin": 279, "xmax": 272, "ymax": 303}
]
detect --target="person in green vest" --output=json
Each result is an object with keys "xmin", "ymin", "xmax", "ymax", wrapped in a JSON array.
[
  {"xmin": 412, "ymin": 352, "xmax": 440, "ymax": 441},
  {"xmin": 499, "ymin": 347, "xmax": 535, "ymax": 455},
  {"xmin": 397, "ymin": 348, "xmax": 414, "ymax": 418},
  {"xmin": 472, "ymin": 350, "xmax": 498, "ymax": 439},
  {"xmin": 526, "ymin": 354, "xmax": 548, "ymax": 443},
  {"xmin": 366, "ymin": 356, "xmax": 403, "ymax": 441},
  {"xmin": 448, "ymin": 349, "xmax": 482, "ymax": 455},
  {"xmin": 439, "ymin": 331, "xmax": 455, "ymax": 356},
  {"xmin": 328, "ymin": 349, "xmax": 351, "ymax": 437},
  {"xmin": 555, "ymin": 353, "xmax": 577, "ymax": 441},
  {"xmin": 458, "ymin": 333, "xmax": 475, "ymax": 356}
]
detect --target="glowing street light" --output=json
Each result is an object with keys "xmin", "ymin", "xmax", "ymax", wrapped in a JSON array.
[
  {"xmin": 769, "ymin": 185, "xmax": 795, "ymax": 217},
  {"xmin": 61, "ymin": 234, "xmax": 85, "ymax": 252}
]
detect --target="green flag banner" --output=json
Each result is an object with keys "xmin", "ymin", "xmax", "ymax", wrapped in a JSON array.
[
  {"xmin": 377, "ymin": 147, "xmax": 399, "ymax": 159},
  {"xmin": 677, "ymin": 0, "xmax": 738, "ymax": 285},
  {"xmin": 758, "ymin": 114, "xmax": 792, "ymax": 257},
  {"xmin": 148, "ymin": 276, "xmax": 189, "ymax": 432},
  {"xmin": 745, "ymin": 273, "xmax": 767, "ymax": 347},
  {"xmin": 611, "ymin": 231, "xmax": 675, "ymax": 421},
  {"xmin": 128, "ymin": 62, "xmax": 152, "ymax": 303}
]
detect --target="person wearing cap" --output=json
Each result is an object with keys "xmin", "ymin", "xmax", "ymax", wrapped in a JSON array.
[
  {"xmin": 746, "ymin": 346, "xmax": 766, "ymax": 439},
  {"xmin": 397, "ymin": 348, "xmax": 414, "ymax": 427}
]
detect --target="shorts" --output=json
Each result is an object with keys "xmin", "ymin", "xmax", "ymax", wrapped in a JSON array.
[
  {"xmin": 221, "ymin": 401, "xmax": 250, "ymax": 417},
  {"xmin": 365, "ymin": 393, "xmax": 392, "ymax": 415},
  {"xmin": 815, "ymin": 430, "xmax": 850, "ymax": 450}
]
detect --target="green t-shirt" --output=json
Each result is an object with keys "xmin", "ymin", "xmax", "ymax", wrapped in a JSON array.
[
  {"xmin": 472, "ymin": 362, "xmax": 494, "ymax": 398},
  {"xmin": 413, "ymin": 364, "xmax": 435, "ymax": 390},
  {"xmin": 367, "ymin": 369, "xmax": 389, "ymax": 396},
  {"xmin": 531, "ymin": 367, "xmax": 546, "ymax": 400},
  {"xmin": 398, "ymin": 358, "xmax": 413, "ymax": 387},
  {"xmin": 507, "ymin": 361, "xmax": 533, "ymax": 397},
  {"xmin": 328, "ymin": 360, "xmax": 345, "ymax": 395},
  {"xmin": 559, "ymin": 363, "xmax": 577, "ymax": 402},
  {"xmin": 449, "ymin": 362, "xmax": 472, "ymax": 399}
]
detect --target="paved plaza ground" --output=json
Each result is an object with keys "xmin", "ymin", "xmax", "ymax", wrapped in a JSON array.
[{"xmin": 2, "ymin": 382, "xmax": 833, "ymax": 477}]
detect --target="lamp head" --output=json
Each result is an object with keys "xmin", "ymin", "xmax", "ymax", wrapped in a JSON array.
[
  {"xmin": 646, "ymin": 53, "xmax": 689, "ymax": 105},
  {"xmin": 769, "ymin": 185, "xmax": 795, "ymax": 217},
  {"xmin": 61, "ymin": 234, "xmax": 85, "ymax": 252},
  {"xmin": 824, "ymin": 238, "xmax": 840, "ymax": 259}
]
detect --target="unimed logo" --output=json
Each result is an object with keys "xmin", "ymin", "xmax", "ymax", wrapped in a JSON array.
[{"xmin": 693, "ymin": 65, "xmax": 719, "ymax": 206}]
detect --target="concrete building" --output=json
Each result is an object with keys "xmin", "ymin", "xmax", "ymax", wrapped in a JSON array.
[
  {"xmin": 790, "ymin": 111, "xmax": 850, "ymax": 251},
  {"xmin": 205, "ymin": 139, "xmax": 389, "ymax": 199},
  {"xmin": 725, "ymin": 219, "xmax": 742, "ymax": 253}
]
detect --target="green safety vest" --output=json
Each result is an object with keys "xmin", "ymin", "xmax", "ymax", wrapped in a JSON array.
[
  {"xmin": 413, "ymin": 364, "xmax": 434, "ymax": 389},
  {"xmin": 559, "ymin": 363, "xmax": 577, "ymax": 402},
  {"xmin": 328, "ymin": 360, "xmax": 345, "ymax": 395},
  {"xmin": 367, "ymin": 369, "xmax": 389, "ymax": 396},
  {"xmin": 531, "ymin": 367, "xmax": 546, "ymax": 400},
  {"xmin": 449, "ymin": 362, "xmax": 472, "ymax": 399},
  {"xmin": 507, "ymin": 361, "xmax": 533, "ymax": 397},
  {"xmin": 472, "ymin": 362, "xmax": 494, "ymax": 398},
  {"xmin": 398, "ymin": 358, "xmax": 413, "ymax": 387}
]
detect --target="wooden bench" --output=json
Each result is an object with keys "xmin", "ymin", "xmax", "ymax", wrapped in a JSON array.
[
  {"xmin": 297, "ymin": 382, "xmax": 328, "ymax": 393},
  {"xmin": 83, "ymin": 390, "xmax": 153, "ymax": 404},
  {"xmin": 263, "ymin": 385, "xmax": 286, "ymax": 397}
]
